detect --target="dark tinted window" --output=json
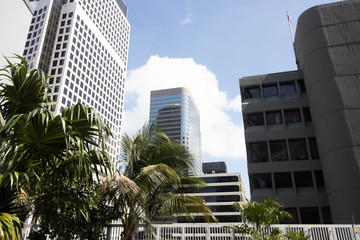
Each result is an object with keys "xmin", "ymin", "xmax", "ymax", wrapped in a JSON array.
[
  {"xmin": 253, "ymin": 173, "xmax": 272, "ymax": 189},
  {"xmin": 247, "ymin": 113, "xmax": 264, "ymax": 126},
  {"xmin": 262, "ymin": 84, "xmax": 278, "ymax": 97},
  {"xmin": 300, "ymin": 207, "xmax": 320, "ymax": 224},
  {"xmin": 294, "ymin": 171, "xmax": 313, "ymax": 188},
  {"xmin": 274, "ymin": 172, "xmax": 292, "ymax": 188},
  {"xmin": 303, "ymin": 107, "xmax": 312, "ymax": 122},
  {"xmin": 289, "ymin": 139, "xmax": 308, "ymax": 160},
  {"xmin": 201, "ymin": 176, "xmax": 238, "ymax": 183},
  {"xmin": 297, "ymin": 79, "xmax": 306, "ymax": 94},
  {"xmin": 245, "ymin": 87, "xmax": 261, "ymax": 99},
  {"xmin": 198, "ymin": 185, "xmax": 239, "ymax": 193},
  {"xmin": 266, "ymin": 111, "xmax": 282, "ymax": 125},
  {"xmin": 270, "ymin": 140, "xmax": 288, "ymax": 162},
  {"xmin": 202, "ymin": 195, "xmax": 240, "ymax": 202},
  {"xmin": 249, "ymin": 142, "xmax": 268, "ymax": 163},
  {"xmin": 309, "ymin": 138, "xmax": 320, "ymax": 159},
  {"xmin": 280, "ymin": 82, "xmax": 296, "ymax": 95},
  {"xmin": 284, "ymin": 109, "xmax": 301, "ymax": 123}
]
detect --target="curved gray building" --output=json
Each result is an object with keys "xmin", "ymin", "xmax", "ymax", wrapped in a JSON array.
[
  {"xmin": 295, "ymin": 0, "xmax": 360, "ymax": 224},
  {"xmin": 240, "ymin": 0, "xmax": 360, "ymax": 223}
]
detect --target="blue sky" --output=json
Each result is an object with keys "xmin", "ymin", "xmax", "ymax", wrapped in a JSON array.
[{"xmin": 122, "ymin": 0, "xmax": 340, "ymax": 197}]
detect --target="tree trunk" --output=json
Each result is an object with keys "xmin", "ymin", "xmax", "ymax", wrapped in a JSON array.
[{"xmin": 121, "ymin": 217, "xmax": 136, "ymax": 240}]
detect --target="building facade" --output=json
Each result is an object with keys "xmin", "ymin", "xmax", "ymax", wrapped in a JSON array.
[
  {"xmin": 150, "ymin": 87, "xmax": 202, "ymax": 174},
  {"xmin": 240, "ymin": 0, "xmax": 360, "ymax": 224},
  {"xmin": 21, "ymin": 0, "xmax": 130, "ymax": 163}
]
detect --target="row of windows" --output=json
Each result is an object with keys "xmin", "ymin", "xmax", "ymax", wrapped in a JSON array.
[
  {"xmin": 244, "ymin": 79, "xmax": 305, "ymax": 100},
  {"xmin": 200, "ymin": 176, "xmax": 239, "ymax": 183},
  {"xmin": 198, "ymin": 185, "xmax": 240, "ymax": 193},
  {"xmin": 247, "ymin": 107, "xmax": 311, "ymax": 127},
  {"xmin": 249, "ymin": 138, "xmax": 319, "ymax": 163},
  {"xmin": 251, "ymin": 170, "xmax": 325, "ymax": 190},
  {"xmin": 283, "ymin": 207, "xmax": 332, "ymax": 224}
]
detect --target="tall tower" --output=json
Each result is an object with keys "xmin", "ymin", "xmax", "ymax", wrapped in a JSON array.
[
  {"xmin": 150, "ymin": 87, "xmax": 202, "ymax": 175},
  {"xmin": 21, "ymin": 0, "xmax": 130, "ymax": 164}
]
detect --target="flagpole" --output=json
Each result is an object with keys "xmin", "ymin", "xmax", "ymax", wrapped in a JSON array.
[
  {"xmin": 287, "ymin": 11, "xmax": 299, "ymax": 69},
  {"xmin": 287, "ymin": 11, "xmax": 294, "ymax": 45}
]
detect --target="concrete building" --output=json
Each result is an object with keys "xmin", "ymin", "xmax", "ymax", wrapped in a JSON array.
[
  {"xmin": 180, "ymin": 162, "xmax": 246, "ymax": 223},
  {"xmin": 21, "ymin": 0, "xmax": 130, "ymax": 164},
  {"xmin": 150, "ymin": 87, "xmax": 202, "ymax": 174},
  {"xmin": 240, "ymin": 0, "xmax": 360, "ymax": 224}
]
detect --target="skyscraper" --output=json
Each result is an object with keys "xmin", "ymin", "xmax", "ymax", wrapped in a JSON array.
[
  {"xmin": 21, "ymin": 0, "xmax": 130, "ymax": 163},
  {"xmin": 150, "ymin": 87, "xmax": 202, "ymax": 175},
  {"xmin": 240, "ymin": 0, "xmax": 360, "ymax": 224}
]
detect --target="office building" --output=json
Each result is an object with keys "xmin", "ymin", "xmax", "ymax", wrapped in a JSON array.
[
  {"xmin": 181, "ymin": 162, "xmax": 246, "ymax": 223},
  {"xmin": 240, "ymin": 0, "xmax": 360, "ymax": 224},
  {"xmin": 150, "ymin": 87, "xmax": 202, "ymax": 174},
  {"xmin": 21, "ymin": 0, "xmax": 130, "ymax": 163}
]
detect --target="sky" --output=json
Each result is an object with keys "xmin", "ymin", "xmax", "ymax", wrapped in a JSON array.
[{"xmin": 122, "ymin": 0, "xmax": 341, "ymax": 197}]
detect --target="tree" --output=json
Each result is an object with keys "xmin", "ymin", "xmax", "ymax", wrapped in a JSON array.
[
  {"xmin": 228, "ymin": 198, "xmax": 292, "ymax": 240},
  {"xmin": 0, "ymin": 56, "xmax": 114, "ymax": 239},
  {"xmin": 110, "ymin": 123, "xmax": 215, "ymax": 240},
  {"xmin": 284, "ymin": 227, "xmax": 311, "ymax": 240}
]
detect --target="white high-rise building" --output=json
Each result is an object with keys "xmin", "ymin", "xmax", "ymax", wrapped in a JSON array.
[
  {"xmin": 150, "ymin": 87, "xmax": 202, "ymax": 175},
  {"xmin": 22, "ymin": 0, "xmax": 130, "ymax": 163}
]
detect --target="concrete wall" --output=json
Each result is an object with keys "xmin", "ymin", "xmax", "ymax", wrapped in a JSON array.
[{"xmin": 295, "ymin": 0, "xmax": 360, "ymax": 223}]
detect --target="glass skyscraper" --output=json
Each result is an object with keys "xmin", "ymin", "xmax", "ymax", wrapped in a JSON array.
[
  {"xmin": 150, "ymin": 87, "xmax": 202, "ymax": 175},
  {"xmin": 21, "ymin": 0, "xmax": 130, "ymax": 164}
]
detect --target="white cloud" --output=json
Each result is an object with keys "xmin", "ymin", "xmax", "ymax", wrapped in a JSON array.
[
  {"xmin": 180, "ymin": 0, "xmax": 191, "ymax": 25},
  {"xmin": 123, "ymin": 55, "xmax": 246, "ymax": 159}
]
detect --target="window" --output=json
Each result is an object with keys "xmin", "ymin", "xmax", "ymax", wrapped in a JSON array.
[
  {"xmin": 297, "ymin": 79, "xmax": 306, "ymax": 94},
  {"xmin": 280, "ymin": 82, "xmax": 296, "ymax": 95},
  {"xmin": 245, "ymin": 87, "xmax": 261, "ymax": 99},
  {"xmin": 247, "ymin": 113, "xmax": 264, "ymax": 126},
  {"xmin": 266, "ymin": 111, "xmax": 282, "ymax": 125},
  {"xmin": 274, "ymin": 172, "xmax": 292, "ymax": 188},
  {"xmin": 300, "ymin": 207, "xmax": 320, "ymax": 224},
  {"xmin": 270, "ymin": 140, "xmax": 288, "ymax": 161},
  {"xmin": 315, "ymin": 171, "xmax": 325, "ymax": 189},
  {"xmin": 303, "ymin": 107, "xmax": 312, "ymax": 122},
  {"xmin": 253, "ymin": 173, "xmax": 272, "ymax": 189},
  {"xmin": 289, "ymin": 139, "xmax": 308, "ymax": 160},
  {"xmin": 284, "ymin": 109, "xmax": 301, "ymax": 123},
  {"xmin": 294, "ymin": 171, "xmax": 313, "ymax": 188},
  {"xmin": 249, "ymin": 142, "xmax": 268, "ymax": 163},
  {"xmin": 262, "ymin": 84, "xmax": 278, "ymax": 97},
  {"xmin": 309, "ymin": 138, "xmax": 320, "ymax": 159}
]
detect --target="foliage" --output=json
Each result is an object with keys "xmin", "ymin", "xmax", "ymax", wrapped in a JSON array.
[
  {"xmin": 228, "ymin": 198, "xmax": 292, "ymax": 240},
  {"xmin": 114, "ymin": 123, "xmax": 216, "ymax": 240},
  {"xmin": 284, "ymin": 227, "xmax": 311, "ymax": 240},
  {"xmin": 0, "ymin": 56, "xmax": 114, "ymax": 239}
]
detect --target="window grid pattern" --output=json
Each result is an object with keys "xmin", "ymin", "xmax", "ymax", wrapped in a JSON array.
[
  {"xmin": 23, "ymin": 4, "xmax": 49, "ymax": 69},
  {"xmin": 30, "ymin": 0, "xmax": 130, "ymax": 164},
  {"xmin": 78, "ymin": 0, "xmax": 130, "ymax": 64}
]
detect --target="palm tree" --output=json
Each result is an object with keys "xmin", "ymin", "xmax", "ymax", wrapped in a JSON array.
[
  {"xmin": 110, "ymin": 123, "xmax": 215, "ymax": 240},
  {"xmin": 0, "ymin": 56, "xmax": 113, "ymax": 239},
  {"xmin": 229, "ymin": 198, "xmax": 292, "ymax": 240}
]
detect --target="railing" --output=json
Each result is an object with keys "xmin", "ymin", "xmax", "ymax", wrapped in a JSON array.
[{"xmin": 106, "ymin": 223, "xmax": 360, "ymax": 240}]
